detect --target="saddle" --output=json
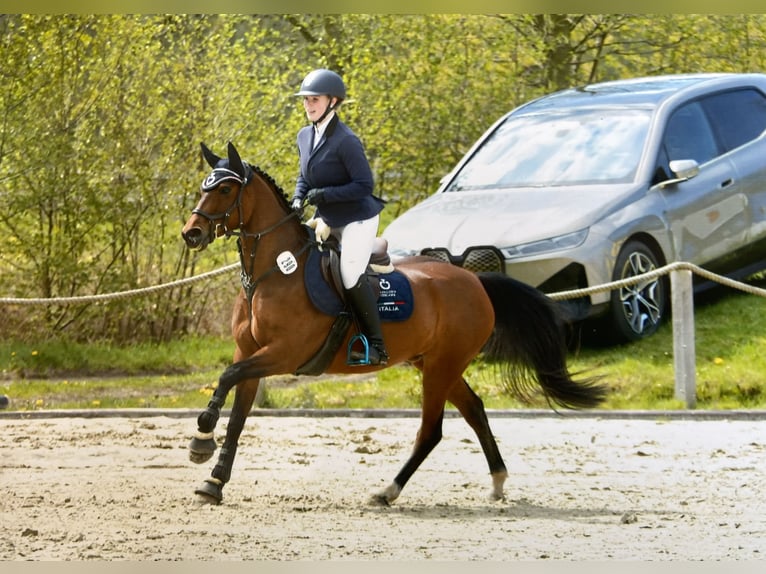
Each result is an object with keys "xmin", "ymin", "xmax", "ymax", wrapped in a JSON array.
[
  {"xmin": 307, "ymin": 217, "xmax": 393, "ymax": 299},
  {"xmin": 295, "ymin": 219, "xmax": 413, "ymax": 376}
]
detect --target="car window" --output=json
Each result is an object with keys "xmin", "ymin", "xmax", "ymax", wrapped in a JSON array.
[
  {"xmin": 700, "ymin": 88, "xmax": 766, "ymax": 151},
  {"xmin": 662, "ymin": 102, "xmax": 719, "ymax": 165},
  {"xmin": 446, "ymin": 109, "xmax": 651, "ymax": 190}
]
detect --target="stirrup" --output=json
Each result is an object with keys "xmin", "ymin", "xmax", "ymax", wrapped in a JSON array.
[
  {"xmin": 347, "ymin": 334, "xmax": 387, "ymax": 366},
  {"xmin": 347, "ymin": 334, "xmax": 371, "ymax": 365}
]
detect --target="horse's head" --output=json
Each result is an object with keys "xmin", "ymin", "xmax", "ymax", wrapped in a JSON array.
[{"xmin": 182, "ymin": 142, "xmax": 251, "ymax": 251}]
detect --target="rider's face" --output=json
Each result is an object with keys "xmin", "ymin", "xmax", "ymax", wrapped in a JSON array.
[{"xmin": 303, "ymin": 95, "xmax": 334, "ymax": 123}]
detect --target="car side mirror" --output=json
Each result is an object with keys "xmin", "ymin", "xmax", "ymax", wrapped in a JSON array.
[{"xmin": 658, "ymin": 159, "xmax": 700, "ymax": 188}]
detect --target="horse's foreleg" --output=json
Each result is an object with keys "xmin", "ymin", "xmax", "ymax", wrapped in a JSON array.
[
  {"xmin": 188, "ymin": 365, "xmax": 237, "ymax": 464},
  {"xmin": 372, "ymin": 379, "xmax": 447, "ymax": 506},
  {"xmin": 188, "ymin": 391, "xmax": 225, "ymax": 464},
  {"xmin": 188, "ymin": 358, "xmax": 262, "ymax": 464},
  {"xmin": 447, "ymin": 378, "xmax": 508, "ymax": 501},
  {"xmin": 195, "ymin": 377, "xmax": 261, "ymax": 504}
]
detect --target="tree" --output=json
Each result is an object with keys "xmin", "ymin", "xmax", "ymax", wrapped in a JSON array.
[
  {"xmin": 0, "ymin": 15, "xmax": 247, "ymax": 340},
  {"xmin": 2, "ymin": 14, "xmax": 766, "ymax": 342}
]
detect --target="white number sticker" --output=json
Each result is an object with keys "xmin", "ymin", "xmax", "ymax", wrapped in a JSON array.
[{"xmin": 276, "ymin": 251, "xmax": 298, "ymax": 275}]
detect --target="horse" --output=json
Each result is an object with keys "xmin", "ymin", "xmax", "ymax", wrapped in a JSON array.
[{"xmin": 181, "ymin": 141, "xmax": 606, "ymax": 506}]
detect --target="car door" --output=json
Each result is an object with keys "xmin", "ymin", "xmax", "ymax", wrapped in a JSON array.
[
  {"xmin": 701, "ymin": 88, "xmax": 766, "ymax": 251},
  {"xmin": 656, "ymin": 100, "xmax": 748, "ymax": 265}
]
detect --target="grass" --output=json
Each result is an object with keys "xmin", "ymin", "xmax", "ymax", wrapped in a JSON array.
[
  {"xmin": 569, "ymin": 286, "xmax": 766, "ymax": 410},
  {"xmin": 1, "ymin": 286, "xmax": 765, "ymax": 412}
]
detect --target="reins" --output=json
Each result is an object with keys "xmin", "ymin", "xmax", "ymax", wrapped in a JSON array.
[{"xmin": 235, "ymin": 209, "xmax": 310, "ymax": 303}]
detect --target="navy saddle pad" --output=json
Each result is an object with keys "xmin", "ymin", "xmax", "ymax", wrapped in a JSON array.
[{"xmin": 304, "ymin": 247, "xmax": 414, "ymax": 321}]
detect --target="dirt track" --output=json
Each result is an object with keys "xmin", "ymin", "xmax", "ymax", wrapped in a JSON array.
[{"xmin": 1, "ymin": 412, "xmax": 764, "ymax": 560}]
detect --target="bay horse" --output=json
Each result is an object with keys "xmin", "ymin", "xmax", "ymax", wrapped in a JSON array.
[{"xmin": 181, "ymin": 142, "xmax": 606, "ymax": 506}]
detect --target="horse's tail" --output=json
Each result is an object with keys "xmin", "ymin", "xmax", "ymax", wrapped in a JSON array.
[{"xmin": 477, "ymin": 272, "xmax": 607, "ymax": 410}]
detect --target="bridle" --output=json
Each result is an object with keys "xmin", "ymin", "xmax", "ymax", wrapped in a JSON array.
[
  {"xmin": 192, "ymin": 164, "xmax": 308, "ymax": 302},
  {"xmin": 192, "ymin": 166, "xmax": 250, "ymax": 237}
]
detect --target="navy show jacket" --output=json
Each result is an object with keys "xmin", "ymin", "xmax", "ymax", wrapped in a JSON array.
[{"xmin": 293, "ymin": 114, "xmax": 385, "ymax": 227}]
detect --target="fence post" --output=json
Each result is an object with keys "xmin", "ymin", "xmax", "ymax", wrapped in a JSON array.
[{"xmin": 670, "ymin": 267, "xmax": 696, "ymax": 408}]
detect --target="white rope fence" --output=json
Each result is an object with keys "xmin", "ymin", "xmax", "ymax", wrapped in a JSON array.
[
  {"xmin": 1, "ymin": 259, "xmax": 764, "ymax": 408},
  {"xmin": 0, "ymin": 263, "xmax": 240, "ymax": 305},
  {"xmin": 547, "ymin": 260, "xmax": 766, "ymax": 301},
  {"xmin": 3, "ymin": 259, "xmax": 764, "ymax": 306}
]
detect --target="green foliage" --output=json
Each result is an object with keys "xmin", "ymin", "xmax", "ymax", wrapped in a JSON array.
[
  {"xmin": 261, "ymin": 370, "xmax": 423, "ymax": 410},
  {"xmin": 0, "ymin": 334, "xmax": 233, "ymax": 378},
  {"xmin": 0, "ymin": 371, "xmax": 219, "ymax": 411},
  {"xmin": 2, "ymin": 14, "xmax": 766, "ymax": 342},
  {"xmin": 565, "ymin": 287, "xmax": 766, "ymax": 410}
]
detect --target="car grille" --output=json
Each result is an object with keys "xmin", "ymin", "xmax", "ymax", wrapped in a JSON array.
[{"xmin": 420, "ymin": 246, "xmax": 505, "ymax": 274}]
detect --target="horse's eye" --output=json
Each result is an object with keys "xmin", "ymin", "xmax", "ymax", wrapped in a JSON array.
[{"xmin": 219, "ymin": 185, "xmax": 232, "ymax": 195}]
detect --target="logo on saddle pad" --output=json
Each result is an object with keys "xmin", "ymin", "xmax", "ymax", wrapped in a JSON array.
[
  {"xmin": 303, "ymin": 248, "xmax": 414, "ymax": 321},
  {"xmin": 377, "ymin": 277, "xmax": 408, "ymax": 315}
]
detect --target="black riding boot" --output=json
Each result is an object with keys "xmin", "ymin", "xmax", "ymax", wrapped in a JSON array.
[{"xmin": 345, "ymin": 277, "xmax": 389, "ymax": 366}]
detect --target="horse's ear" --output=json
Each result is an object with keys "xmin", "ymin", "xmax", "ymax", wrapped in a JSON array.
[
  {"xmin": 227, "ymin": 142, "xmax": 245, "ymax": 179},
  {"xmin": 200, "ymin": 142, "xmax": 221, "ymax": 168}
]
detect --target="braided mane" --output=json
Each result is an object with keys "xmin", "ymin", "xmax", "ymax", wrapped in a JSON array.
[{"xmin": 251, "ymin": 164, "xmax": 291, "ymax": 210}]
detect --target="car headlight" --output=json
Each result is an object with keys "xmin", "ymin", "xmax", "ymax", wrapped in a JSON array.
[{"xmin": 500, "ymin": 228, "xmax": 589, "ymax": 259}]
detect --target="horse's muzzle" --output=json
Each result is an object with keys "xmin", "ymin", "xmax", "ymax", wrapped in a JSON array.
[{"xmin": 181, "ymin": 225, "xmax": 211, "ymax": 251}]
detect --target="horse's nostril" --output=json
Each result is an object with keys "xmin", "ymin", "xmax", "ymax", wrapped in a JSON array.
[{"xmin": 183, "ymin": 227, "xmax": 203, "ymax": 246}]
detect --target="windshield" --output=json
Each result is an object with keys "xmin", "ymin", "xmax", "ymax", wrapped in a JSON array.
[{"xmin": 447, "ymin": 108, "xmax": 652, "ymax": 190}]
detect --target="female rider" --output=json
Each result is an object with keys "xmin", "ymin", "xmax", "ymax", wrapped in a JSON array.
[{"xmin": 290, "ymin": 69, "xmax": 388, "ymax": 365}]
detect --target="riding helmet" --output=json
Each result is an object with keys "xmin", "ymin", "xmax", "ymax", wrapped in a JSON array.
[{"xmin": 295, "ymin": 69, "xmax": 346, "ymax": 100}]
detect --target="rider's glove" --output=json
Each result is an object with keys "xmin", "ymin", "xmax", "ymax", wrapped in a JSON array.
[{"xmin": 306, "ymin": 188, "xmax": 326, "ymax": 206}]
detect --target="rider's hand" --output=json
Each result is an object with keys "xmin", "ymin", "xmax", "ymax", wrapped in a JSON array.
[
  {"xmin": 291, "ymin": 197, "xmax": 304, "ymax": 212},
  {"xmin": 306, "ymin": 188, "xmax": 326, "ymax": 206}
]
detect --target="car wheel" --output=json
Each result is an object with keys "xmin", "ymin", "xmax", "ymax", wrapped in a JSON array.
[{"xmin": 608, "ymin": 240, "xmax": 667, "ymax": 342}]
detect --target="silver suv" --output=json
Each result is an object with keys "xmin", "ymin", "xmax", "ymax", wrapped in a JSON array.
[{"xmin": 383, "ymin": 73, "xmax": 766, "ymax": 341}]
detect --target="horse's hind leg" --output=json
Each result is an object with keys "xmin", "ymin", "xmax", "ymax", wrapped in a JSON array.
[
  {"xmin": 447, "ymin": 378, "xmax": 508, "ymax": 500},
  {"xmin": 372, "ymin": 366, "xmax": 451, "ymax": 506},
  {"xmin": 194, "ymin": 377, "xmax": 260, "ymax": 504},
  {"xmin": 372, "ymin": 406, "xmax": 445, "ymax": 506}
]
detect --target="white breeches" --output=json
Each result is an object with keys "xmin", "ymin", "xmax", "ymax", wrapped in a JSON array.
[{"xmin": 331, "ymin": 214, "xmax": 380, "ymax": 289}]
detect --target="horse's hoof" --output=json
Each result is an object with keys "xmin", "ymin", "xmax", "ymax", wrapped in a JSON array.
[
  {"xmin": 189, "ymin": 449, "xmax": 214, "ymax": 464},
  {"xmin": 194, "ymin": 478, "xmax": 223, "ymax": 504},
  {"xmin": 490, "ymin": 470, "xmax": 507, "ymax": 501},
  {"xmin": 370, "ymin": 482, "xmax": 400, "ymax": 506},
  {"xmin": 369, "ymin": 493, "xmax": 391, "ymax": 507},
  {"xmin": 488, "ymin": 491, "xmax": 506, "ymax": 502},
  {"xmin": 188, "ymin": 434, "xmax": 217, "ymax": 464}
]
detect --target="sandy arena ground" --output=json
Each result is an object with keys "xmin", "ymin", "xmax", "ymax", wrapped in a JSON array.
[{"xmin": 1, "ymin": 410, "xmax": 764, "ymax": 561}]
